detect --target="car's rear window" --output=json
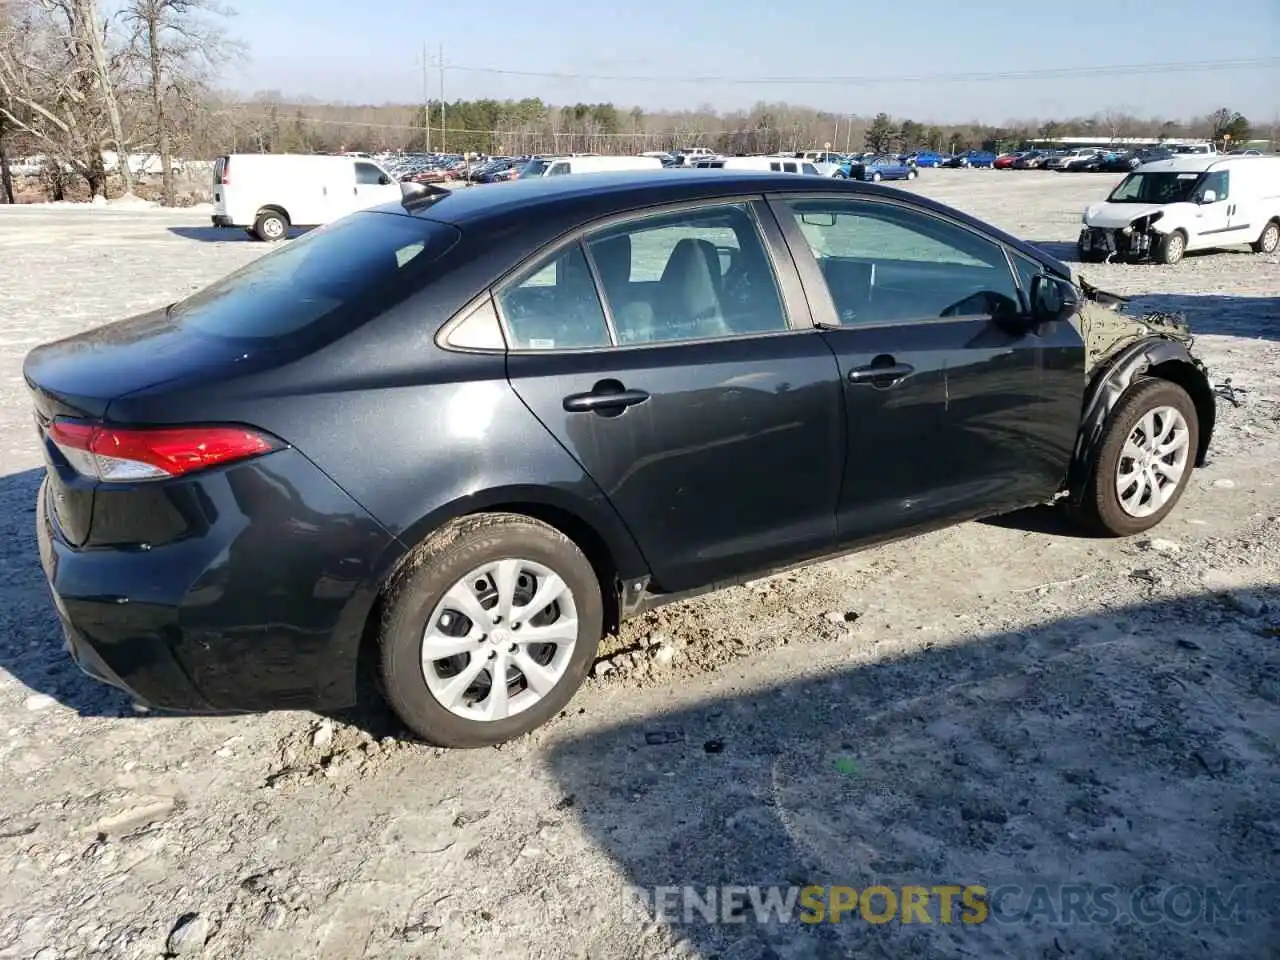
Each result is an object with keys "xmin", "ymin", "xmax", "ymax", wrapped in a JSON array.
[{"xmin": 169, "ymin": 212, "xmax": 460, "ymax": 342}]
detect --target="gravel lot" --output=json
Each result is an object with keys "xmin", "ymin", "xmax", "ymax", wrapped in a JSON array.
[{"xmin": 1, "ymin": 171, "xmax": 1277, "ymax": 960}]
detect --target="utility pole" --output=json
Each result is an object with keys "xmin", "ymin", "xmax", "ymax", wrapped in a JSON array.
[
  {"xmin": 439, "ymin": 43, "xmax": 446, "ymax": 154},
  {"xmin": 421, "ymin": 40, "xmax": 431, "ymax": 153}
]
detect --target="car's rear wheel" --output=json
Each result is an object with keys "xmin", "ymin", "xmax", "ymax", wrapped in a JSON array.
[
  {"xmin": 1252, "ymin": 220, "xmax": 1279, "ymax": 254},
  {"xmin": 907, "ymin": 169, "xmax": 918, "ymax": 180},
  {"xmin": 379, "ymin": 513, "xmax": 603, "ymax": 747},
  {"xmin": 1155, "ymin": 230, "xmax": 1186, "ymax": 265},
  {"xmin": 1073, "ymin": 379, "xmax": 1198, "ymax": 536},
  {"xmin": 253, "ymin": 209, "xmax": 289, "ymax": 242}
]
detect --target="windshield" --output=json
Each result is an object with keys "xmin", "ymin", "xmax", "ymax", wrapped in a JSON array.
[
  {"xmin": 1107, "ymin": 171, "xmax": 1203, "ymax": 204},
  {"xmin": 169, "ymin": 213, "xmax": 460, "ymax": 344}
]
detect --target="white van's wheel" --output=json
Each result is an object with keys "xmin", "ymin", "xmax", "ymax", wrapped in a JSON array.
[
  {"xmin": 1253, "ymin": 220, "xmax": 1280, "ymax": 254},
  {"xmin": 1155, "ymin": 230, "xmax": 1186, "ymax": 265},
  {"xmin": 253, "ymin": 209, "xmax": 289, "ymax": 242}
]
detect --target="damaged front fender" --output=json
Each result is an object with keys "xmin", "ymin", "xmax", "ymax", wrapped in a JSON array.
[{"xmin": 1066, "ymin": 282, "xmax": 1215, "ymax": 503}]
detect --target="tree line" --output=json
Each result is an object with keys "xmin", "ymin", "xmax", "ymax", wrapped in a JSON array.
[{"xmin": 0, "ymin": 0, "xmax": 1268, "ymax": 204}]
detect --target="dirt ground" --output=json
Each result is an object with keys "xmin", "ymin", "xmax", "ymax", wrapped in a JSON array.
[{"xmin": 0, "ymin": 171, "xmax": 1277, "ymax": 960}]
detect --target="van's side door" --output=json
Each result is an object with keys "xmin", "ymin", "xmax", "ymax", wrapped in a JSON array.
[{"xmin": 1189, "ymin": 169, "xmax": 1231, "ymax": 247}]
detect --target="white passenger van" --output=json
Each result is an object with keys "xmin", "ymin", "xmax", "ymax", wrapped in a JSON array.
[
  {"xmin": 693, "ymin": 156, "xmax": 822, "ymax": 176},
  {"xmin": 539, "ymin": 156, "xmax": 664, "ymax": 176},
  {"xmin": 211, "ymin": 153, "xmax": 403, "ymax": 241},
  {"xmin": 1079, "ymin": 155, "xmax": 1280, "ymax": 264}
]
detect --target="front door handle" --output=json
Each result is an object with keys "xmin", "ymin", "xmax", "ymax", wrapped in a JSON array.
[
  {"xmin": 563, "ymin": 387, "xmax": 650, "ymax": 413},
  {"xmin": 848, "ymin": 360, "xmax": 914, "ymax": 385}
]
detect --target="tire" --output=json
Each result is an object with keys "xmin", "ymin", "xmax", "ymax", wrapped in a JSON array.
[
  {"xmin": 833, "ymin": 171, "xmax": 847, "ymax": 179},
  {"xmin": 1072, "ymin": 378, "xmax": 1199, "ymax": 537},
  {"xmin": 907, "ymin": 169, "xmax": 918, "ymax": 180},
  {"xmin": 378, "ymin": 513, "xmax": 604, "ymax": 747},
  {"xmin": 253, "ymin": 208, "xmax": 289, "ymax": 242},
  {"xmin": 1155, "ymin": 230, "xmax": 1186, "ymax": 265},
  {"xmin": 1252, "ymin": 219, "xmax": 1280, "ymax": 254},
  {"xmin": 871, "ymin": 172, "xmax": 882, "ymax": 182}
]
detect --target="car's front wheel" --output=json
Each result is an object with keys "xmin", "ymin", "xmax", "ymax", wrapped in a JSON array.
[
  {"xmin": 871, "ymin": 172, "xmax": 882, "ymax": 182},
  {"xmin": 1074, "ymin": 379, "xmax": 1198, "ymax": 536},
  {"xmin": 1156, "ymin": 230, "xmax": 1186, "ymax": 265},
  {"xmin": 379, "ymin": 513, "xmax": 603, "ymax": 747}
]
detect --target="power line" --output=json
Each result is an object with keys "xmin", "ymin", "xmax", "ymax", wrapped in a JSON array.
[{"xmin": 442, "ymin": 56, "xmax": 1278, "ymax": 85}]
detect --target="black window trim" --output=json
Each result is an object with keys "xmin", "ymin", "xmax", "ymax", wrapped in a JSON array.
[
  {"xmin": 766, "ymin": 191, "xmax": 1028, "ymax": 332},
  {"xmin": 486, "ymin": 194, "xmax": 819, "ymax": 355}
]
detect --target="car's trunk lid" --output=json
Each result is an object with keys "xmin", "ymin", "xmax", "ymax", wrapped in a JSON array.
[{"xmin": 24, "ymin": 308, "xmax": 252, "ymax": 546}]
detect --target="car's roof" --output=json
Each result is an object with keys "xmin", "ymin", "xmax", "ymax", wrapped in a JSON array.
[
  {"xmin": 385, "ymin": 169, "xmax": 1072, "ymax": 277},
  {"xmin": 1137, "ymin": 155, "xmax": 1228, "ymax": 173}
]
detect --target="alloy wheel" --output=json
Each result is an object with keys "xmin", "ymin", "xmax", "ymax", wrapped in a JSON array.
[
  {"xmin": 1114, "ymin": 406, "xmax": 1191, "ymax": 518},
  {"xmin": 1261, "ymin": 222, "xmax": 1279, "ymax": 253},
  {"xmin": 421, "ymin": 558, "xmax": 578, "ymax": 722}
]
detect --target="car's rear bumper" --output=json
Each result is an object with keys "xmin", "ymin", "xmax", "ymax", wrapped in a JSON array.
[{"xmin": 35, "ymin": 450, "xmax": 399, "ymax": 713}]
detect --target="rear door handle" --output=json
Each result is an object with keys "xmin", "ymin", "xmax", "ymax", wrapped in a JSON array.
[
  {"xmin": 848, "ymin": 362, "xmax": 914, "ymax": 384},
  {"xmin": 563, "ymin": 388, "xmax": 650, "ymax": 413}
]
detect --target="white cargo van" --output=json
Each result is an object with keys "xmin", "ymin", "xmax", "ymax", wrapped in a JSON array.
[
  {"xmin": 539, "ymin": 156, "xmax": 664, "ymax": 176},
  {"xmin": 1079, "ymin": 155, "xmax": 1280, "ymax": 264},
  {"xmin": 211, "ymin": 154, "xmax": 403, "ymax": 241}
]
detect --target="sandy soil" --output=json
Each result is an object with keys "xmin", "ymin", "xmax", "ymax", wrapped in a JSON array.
[{"xmin": 0, "ymin": 170, "xmax": 1277, "ymax": 960}]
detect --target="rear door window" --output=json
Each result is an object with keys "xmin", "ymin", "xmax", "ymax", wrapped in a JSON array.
[
  {"xmin": 169, "ymin": 212, "xmax": 460, "ymax": 344},
  {"xmin": 496, "ymin": 244, "xmax": 612, "ymax": 350}
]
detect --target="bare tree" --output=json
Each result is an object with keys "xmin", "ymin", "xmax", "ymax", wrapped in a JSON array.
[
  {"xmin": 0, "ymin": 114, "xmax": 14, "ymax": 203},
  {"xmin": 119, "ymin": 0, "xmax": 239, "ymax": 204},
  {"xmin": 72, "ymin": 0, "xmax": 133, "ymax": 192},
  {"xmin": 0, "ymin": 0, "xmax": 129, "ymax": 197}
]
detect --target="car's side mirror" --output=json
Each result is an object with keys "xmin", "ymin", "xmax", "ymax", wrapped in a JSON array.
[
  {"xmin": 1030, "ymin": 274, "xmax": 1079, "ymax": 324},
  {"xmin": 1198, "ymin": 189, "xmax": 1216, "ymax": 204}
]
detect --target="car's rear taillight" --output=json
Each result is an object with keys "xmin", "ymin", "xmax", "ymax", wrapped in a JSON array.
[{"xmin": 48, "ymin": 420, "xmax": 278, "ymax": 482}]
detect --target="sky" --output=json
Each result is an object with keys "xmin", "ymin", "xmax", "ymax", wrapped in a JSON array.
[{"xmin": 227, "ymin": 0, "xmax": 1278, "ymax": 123}]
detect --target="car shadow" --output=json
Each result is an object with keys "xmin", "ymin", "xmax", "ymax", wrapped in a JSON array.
[
  {"xmin": 979, "ymin": 503, "xmax": 1097, "ymax": 538},
  {"xmin": 543, "ymin": 589, "xmax": 1280, "ymax": 959},
  {"xmin": 166, "ymin": 226, "xmax": 310, "ymax": 243},
  {"xmin": 1027, "ymin": 240, "xmax": 1078, "ymax": 262},
  {"xmin": 0, "ymin": 468, "xmax": 138, "ymax": 717}
]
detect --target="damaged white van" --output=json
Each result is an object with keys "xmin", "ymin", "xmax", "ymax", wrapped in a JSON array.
[{"xmin": 1078, "ymin": 155, "xmax": 1280, "ymax": 265}]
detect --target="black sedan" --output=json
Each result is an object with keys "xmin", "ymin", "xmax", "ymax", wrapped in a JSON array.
[{"xmin": 26, "ymin": 171, "xmax": 1215, "ymax": 747}]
